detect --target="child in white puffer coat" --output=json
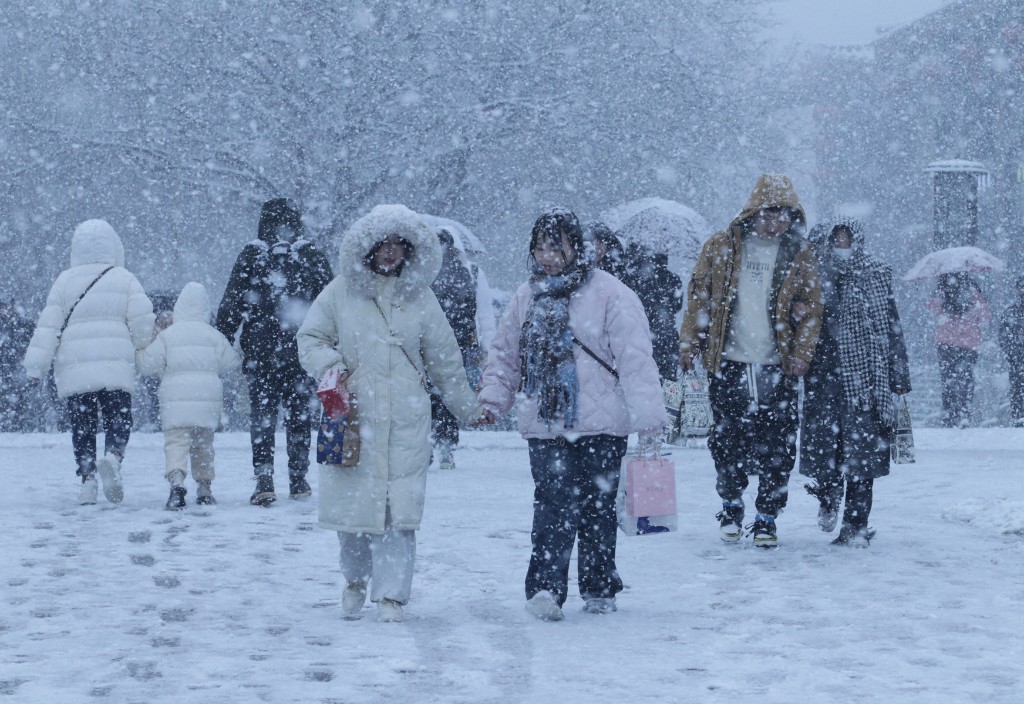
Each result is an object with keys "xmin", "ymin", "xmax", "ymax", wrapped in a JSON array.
[{"xmin": 137, "ymin": 282, "xmax": 240, "ymax": 509}]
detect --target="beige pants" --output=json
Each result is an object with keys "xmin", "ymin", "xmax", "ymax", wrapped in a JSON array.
[{"xmin": 164, "ymin": 427, "xmax": 215, "ymax": 485}]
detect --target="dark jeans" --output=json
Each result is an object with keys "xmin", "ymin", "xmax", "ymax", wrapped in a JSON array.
[
  {"xmin": 428, "ymin": 346, "xmax": 483, "ymax": 448},
  {"xmin": 708, "ymin": 361, "xmax": 798, "ymax": 517},
  {"xmin": 246, "ymin": 361, "xmax": 314, "ymax": 477},
  {"xmin": 937, "ymin": 344, "xmax": 977, "ymax": 427},
  {"xmin": 525, "ymin": 434, "xmax": 628, "ymax": 606},
  {"xmin": 1008, "ymin": 362, "xmax": 1024, "ymax": 425},
  {"xmin": 67, "ymin": 390, "xmax": 133, "ymax": 478}
]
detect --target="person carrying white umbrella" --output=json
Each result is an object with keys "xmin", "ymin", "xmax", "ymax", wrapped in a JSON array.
[
  {"xmin": 926, "ymin": 272, "xmax": 991, "ymax": 427},
  {"xmin": 904, "ymin": 245, "xmax": 1003, "ymax": 427}
]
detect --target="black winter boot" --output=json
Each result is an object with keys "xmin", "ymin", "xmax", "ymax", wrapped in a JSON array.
[
  {"xmin": 832, "ymin": 524, "xmax": 875, "ymax": 547},
  {"xmin": 250, "ymin": 473, "xmax": 276, "ymax": 507},
  {"xmin": 165, "ymin": 485, "xmax": 187, "ymax": 511},
  {"xmin": 805, "ymin": 482, "xmax": 843, "ymax": 533},
  {"xmin": 289, "ymin": 474, "xmax": 311, "ymax": 500}
]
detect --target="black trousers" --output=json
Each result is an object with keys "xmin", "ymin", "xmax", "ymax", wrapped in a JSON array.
[
  {"xmin": 841, "ymin": 476, "xmax": 874, "ymax": 530},
  {"xmin": 525, "ymin": 434, "xmax": 628, "ymax": 606},
  {"xmin": 246, "ymin": 361, "xmax": 314, "ymax": 476},
  {"xmin": 67, "ymin": 390, "xmax": 132, "ymax": 478},
  {"xmin": 1008, "ymin": 362, "xmax": 1024, "ymax": 425},
  {"xmin": 708, "ymin": 361, "xmax": 798, "ymax": 517},
  {"xmin": 937, "ymin": 344, "xmax": 977, "ymax": 427},
  {"xmin": 428, "ymin": 346, "xmax": 482, "ymax": 448},
  {"xmin": 430, "ymin": 391, "xmax": 459, "ymax": 447}
]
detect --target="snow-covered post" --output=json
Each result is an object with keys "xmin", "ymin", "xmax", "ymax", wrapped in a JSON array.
[{"xmin": 923, "ymin": 159, "xmax": 990, "ymax": 249}]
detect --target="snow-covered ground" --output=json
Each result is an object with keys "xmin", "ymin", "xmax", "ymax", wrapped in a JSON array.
[{"xmin": 2, "ymin": 427, "xmax": 1022, "ymax": 703}]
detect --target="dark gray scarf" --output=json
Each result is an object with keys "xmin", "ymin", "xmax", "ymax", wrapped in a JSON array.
[{"xmin": 520, "ymin": 260, "xmax": 592, "ymax": 428}]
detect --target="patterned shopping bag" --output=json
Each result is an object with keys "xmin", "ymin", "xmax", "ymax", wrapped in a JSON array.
[
  {"xmin": 679, "ymin": 370, "xmax": 713, "ymax": 438},
  {"xmin": 316, "ymin": 411, "xmax": 347, "ymax": 465},
  {"xmin": 891, "ymin": 395, "xmax": 915, "ymax": 464},
  {"xmin": 661, "ymin": 378, "xmax": 685, "ymax": 444}
]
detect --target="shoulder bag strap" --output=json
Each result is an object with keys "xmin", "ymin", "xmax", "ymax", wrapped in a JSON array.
[
  {"xmin": 56, "ymin": 266, "xmax": 115, "ymax": 344},
  {"xmin": 572, "ymin": 335, "xmax": 619, "ymax": 380},
  {"xmin": 372, "ymin": 298, "xmax": 427, "ymax": 389}
]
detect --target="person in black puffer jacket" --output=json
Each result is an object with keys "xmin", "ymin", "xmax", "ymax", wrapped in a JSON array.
[
  {"xmin": 428, "ymin": 229, "xmax": 480, "ymax": 469},
  {"xmin": 622, "ymin": 243, "xmax": 683, "ymax": 383},
  {"xmin": 216, "ymin": 198, "xmax": 333, "ymax": 506}
]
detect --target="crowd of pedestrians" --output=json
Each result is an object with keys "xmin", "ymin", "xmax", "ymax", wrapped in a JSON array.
[{"xmin": 10, "ymin": 173, "xmax": 1024, "ymax": 623}]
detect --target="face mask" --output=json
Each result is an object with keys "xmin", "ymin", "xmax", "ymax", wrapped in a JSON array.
[
  {"xmin": 832, "ymin": 247, "xmax": 853, "ymax": 261},
  {"xmin": 273, "ymin": 225, "xmax": 297, "ymax": 244}
]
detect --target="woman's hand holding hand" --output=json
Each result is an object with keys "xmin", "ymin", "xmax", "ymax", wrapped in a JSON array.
[{"xmin": 471, "ymin": 409, "xmax": 496, "ymax": 427}]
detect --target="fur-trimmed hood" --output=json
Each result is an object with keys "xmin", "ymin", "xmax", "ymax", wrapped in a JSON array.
[
  {"xmin": 70, "ymin": 219, "xmax": 126, "ymax": 268},
  {"xmin": 338, "ymin": 204, "xmax": 442, "ymax": 303}
]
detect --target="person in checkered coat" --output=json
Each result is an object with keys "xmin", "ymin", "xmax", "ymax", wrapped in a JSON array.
[{"xmin": 797, "ymin": 217, "xmax": 911, "ymax": 547}]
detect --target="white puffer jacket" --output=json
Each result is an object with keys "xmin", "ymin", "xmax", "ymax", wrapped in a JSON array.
[
  {"xmin": 137, "ymin": 282, "xmax": 240, "ymax": 430},
  {"xmin": 297, "ymin": 204, "xmax": 483, "ymax": 534},
  {"xmin": 23, "ymin": 220, "xmax": 154, "ymax": 398}
]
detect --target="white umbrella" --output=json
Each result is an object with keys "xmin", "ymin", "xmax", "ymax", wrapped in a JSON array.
[
  {"xmin": 600, "ymin": 197, "xmax": 710, "ymax": 256},
  {"xmin": 902, "ymin": 246, "xmax": 1005, "ymax": 281},
  {"xmin": 421, "ymin": 214, "xmax": 486, "ymax": 254}
]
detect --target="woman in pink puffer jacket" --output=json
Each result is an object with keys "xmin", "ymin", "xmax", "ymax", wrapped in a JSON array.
[
  {"xmin": 926, "ymin": 273, "xmax": 991, "ymax": 427},
  {"xmin": 477, "ymin": 209, "xmax": 666, "ymax": 622}
]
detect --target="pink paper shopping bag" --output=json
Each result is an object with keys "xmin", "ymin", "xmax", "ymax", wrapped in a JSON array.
[{"xmin": 625, "ymin": 456, "xmax": 677, "ymax": 517}]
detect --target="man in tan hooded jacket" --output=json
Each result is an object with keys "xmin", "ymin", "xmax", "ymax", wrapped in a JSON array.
[{"xmin": 679, "ymin": 174, "xmax": 822, "ymax": 548}]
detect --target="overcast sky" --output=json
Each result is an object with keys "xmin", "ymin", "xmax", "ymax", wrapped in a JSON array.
[{"xmin": 766, "ymin": 0, "xmax": 955, "ymax": 45}]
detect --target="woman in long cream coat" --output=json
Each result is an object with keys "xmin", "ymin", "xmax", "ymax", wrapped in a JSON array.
[{"xmin": 297, "ymin": 204, "xmax": 485, "ymax": 623}]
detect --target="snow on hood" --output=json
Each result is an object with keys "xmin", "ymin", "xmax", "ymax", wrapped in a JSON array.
[
  {"xmin": 808, "ymin": 216, "xmax": 866, "ymax": 251},
  {"xmin": 69, "ymin": 219, "xmax": 125, "ymax": 268},
  {"xmin": 172, "ymin": 282, "xmax": 212, "ymax": 324},
  {"xmin": 339, "ymin": 204, "xmax": 441, "ymax": 303},
  {"xmin": 733, "ymin": 173, "xmax": 807, "ymax": 232}
]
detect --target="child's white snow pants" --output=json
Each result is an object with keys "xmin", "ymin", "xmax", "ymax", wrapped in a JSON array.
[{"xmin": 164, "ymin": 426, "xmax": 215, "ymax": 485}]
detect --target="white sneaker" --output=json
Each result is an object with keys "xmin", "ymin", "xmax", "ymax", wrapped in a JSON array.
[
  {"xmin": 438, "ymin": 444, "xmax": 455, "ymax": 470},
  {"xmin": 377, "ymin": 599, "xmax": 405, "ymax": 623},
  {"xmin": 96, "ymin": 455, "xmax": 124, "ymax": 503},
  {"xmin": 525, "ymin": 591, "xmax": 564, "ymax": 621},
  {"xmin": 78, "ymin": 477, "xmax": 98, "ymax": 505},
  {"xmin": 582, "ymin": 597, "xmax": 617, "ymax": 614},
  {"xmin": 342, "ymin": 583, "xmax": 367, "ymax": 620}
]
